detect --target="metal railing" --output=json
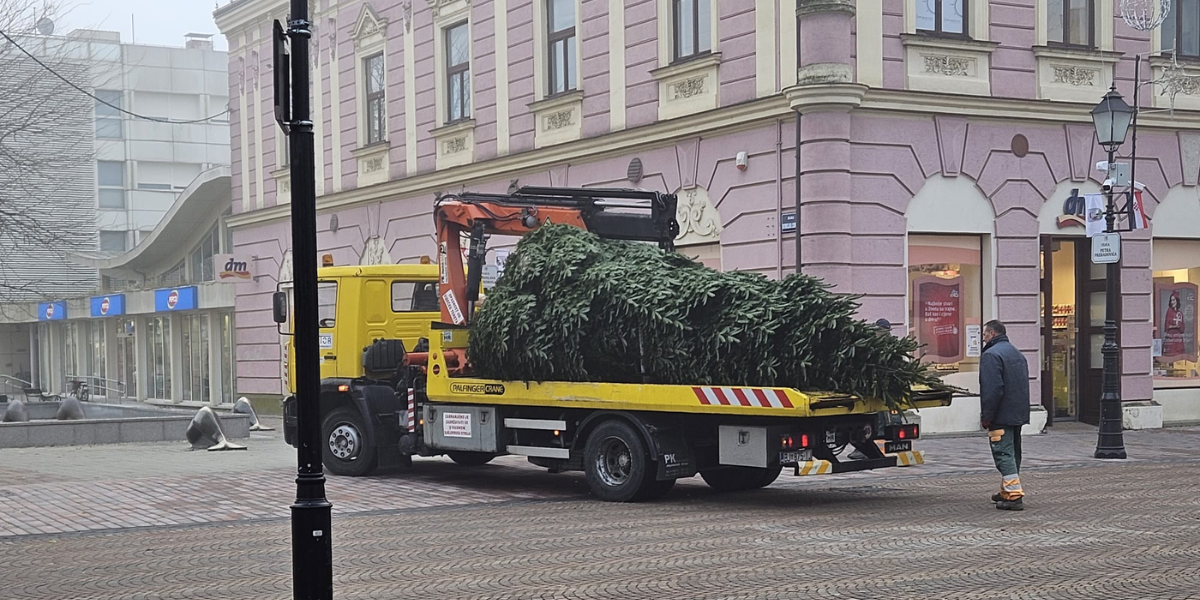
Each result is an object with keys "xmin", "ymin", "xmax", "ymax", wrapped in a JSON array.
[
  {"xmin": 0, "ymin": 374, "xmax": 33, "ymax": 397},
  {"xmin": 63, "ymin": 375, "xmax": 129, "ymax": 400}
]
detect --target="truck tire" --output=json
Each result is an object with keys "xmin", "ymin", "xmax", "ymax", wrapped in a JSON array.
[
  {"xmin": 584, "ymin": 419, "xmax": 659, "ymax": 502},
  {"xmin": 447, "ymin": 451, "xmax": 496, "ymax": 466},
  {"xmin": 322, "ymin": 407, "xmax": 378, "ymax": 477},
  {"xmin": 700, "ymin": 465, "xmax": 783, "ymax": 492}
]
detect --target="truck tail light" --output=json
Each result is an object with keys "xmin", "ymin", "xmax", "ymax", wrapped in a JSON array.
[
  {"xmin": 337, "ymin": 384, "xmax": 350, "ymax": 393},
  {"xmin": 887, "ymin": 424, "xmax": 919, "ymax": 440},
  {"xmin": 781, "ymin": 433, "xmax": 811, "ymax": 449}
]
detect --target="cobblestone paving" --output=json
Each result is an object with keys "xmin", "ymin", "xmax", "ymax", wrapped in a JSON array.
[
  {"xmin": 1, "ymin": 425, "xmax": 1198, "ymax": 599},
  {"xmin": 2, "ymin": 461, "xmax": 1198, "ymax": 599}
]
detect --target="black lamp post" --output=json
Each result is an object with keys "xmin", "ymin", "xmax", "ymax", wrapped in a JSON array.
[
  {"xmin": 1089, "ymin": 85, "xmax": 1133, "ymax": 460},
  {"xmin": 274, "ymin": 1, "xmax": 334, "ymax": 597}
]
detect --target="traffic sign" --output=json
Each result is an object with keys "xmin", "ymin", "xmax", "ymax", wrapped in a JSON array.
[{"xmin": 1092, "ymin": 232, "xmax": 1121, "ymax": 264}]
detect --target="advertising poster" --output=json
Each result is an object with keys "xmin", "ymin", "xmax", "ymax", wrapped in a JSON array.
[
  {"xmin": 913, "ymin": 275, "xmax": 965, "ymax": 364},
  {"xmin": 1155, "ymin": 281, "xmax": 1198, "ymax": 364}
]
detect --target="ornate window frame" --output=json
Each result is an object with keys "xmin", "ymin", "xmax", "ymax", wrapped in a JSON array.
[
  {"xmin": 905, "ymin": 0, "xmax": 988, "ymax": 41},
  {"xmin": 650, "ymin": 0, "xmax": 720, "ymax": 121},
  {"xmin": 430, "ymin": 0, "xmax": 475, "ymax": 169},
  {"xmin": 528, "ymin": 0, "xmax": 583, "ymax": 147},
  {"xmin": 1035, "ymin": 0, "xmax": 1113, "ymax": 50},
  {"xmin": 534, "ymin": 0, "xmax": 583, "ymax": 99},
  {"xmin": 1028, "ymin": 0, "xmax": 1117, "ymax": 102},
  {"xmin": 351, "ymin": 4, "xmax": 391, "ymax": 187}
]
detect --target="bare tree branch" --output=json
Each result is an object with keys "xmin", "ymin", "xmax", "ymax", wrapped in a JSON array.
[{"xmin": 0, "ymin": 0, "xmax": 100, "ymax": 309}]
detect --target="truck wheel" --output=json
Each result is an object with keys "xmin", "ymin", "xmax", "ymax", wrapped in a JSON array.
[
  {"xmin": 322, "ymin": 407, "xmax": 378, "ymax": 477},
  {"xmin": 584, "ymin": 419, "xmax": 657, "ymax": 502},
  {"xmin": 447, "ymin": 451, "xmax": 495, "ymax": 466},
  {"xmin": 700, "ymin": 465, "xmax": 783, "ymax": 492}
]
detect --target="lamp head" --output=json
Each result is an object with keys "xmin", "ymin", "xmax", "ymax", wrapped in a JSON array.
[{"xmin": 1091, "ymin": 85, "xmax": 1134, "ymax": 152}]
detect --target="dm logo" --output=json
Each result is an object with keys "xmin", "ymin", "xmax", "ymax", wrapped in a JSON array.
[
  {"xmin": 219, "ymin": 257, "xmax": 252, "ymax": 280},
  {"xmin": 1058, "ymin": 188, "xmax": 1086, "ymax": 228},
  {"xmin": 100, "ymin": 297, "xmax": 111, "ymax": 315},
  {"xmin": 167, "ymin": 290, "xmax": 180, "ymax": 310}
]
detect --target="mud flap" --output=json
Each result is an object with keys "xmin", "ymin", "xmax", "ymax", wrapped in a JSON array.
[{"xmin": 649, "ymin": 426, "xmax": 697, "ymax": 480}]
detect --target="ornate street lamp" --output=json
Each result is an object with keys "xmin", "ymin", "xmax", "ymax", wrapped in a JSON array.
[
  {"xmin": 1089, "ymin": 86, "xmax": 1131, "ymax": 460},
  {"xmin": 1091, "ymin": 86, "xmax": 1135, "ymax": 154}
]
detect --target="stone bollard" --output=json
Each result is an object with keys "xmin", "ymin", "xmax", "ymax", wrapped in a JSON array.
[
  {"xmin": 2, "ymin": 399, "xmax": 29, "ymax": 423},
  {"xmin": 232, "ymin": 397, "xmax": 274, "ymax": 431},
  {"xmin": 186, "ymin": 406, "xmax": 247, "ymax": 451},
  {"xmin": 56, "ymin": 397, "xmax": 86, "ymax": 420}
]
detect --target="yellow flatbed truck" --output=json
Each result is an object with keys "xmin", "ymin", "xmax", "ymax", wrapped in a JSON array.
[{"xmin": 279, "ymin": 186, "xmax": 953, "ymax": 502}]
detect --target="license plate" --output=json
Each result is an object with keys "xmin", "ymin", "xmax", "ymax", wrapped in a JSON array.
[
  {"xmin": 885, "ymin": 441, "xmax": 912, "ymax": 453},
  {"xmin": 779, "ymin": 449, "xmax": 812, "ymax": 465}
]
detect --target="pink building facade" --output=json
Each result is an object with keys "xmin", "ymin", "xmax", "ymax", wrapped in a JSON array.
[{"xmin": 215, "ymin": 0, "xmax": 1200, "ymax": 429}]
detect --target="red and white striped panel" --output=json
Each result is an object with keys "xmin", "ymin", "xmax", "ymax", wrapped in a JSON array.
[
  {"xmin": 407, "ymin": 388, "xmax": 416, "ymax": 432},
  {"xmin": 692, "ymin": 387, "xmax": 793, "ymax": 409}
]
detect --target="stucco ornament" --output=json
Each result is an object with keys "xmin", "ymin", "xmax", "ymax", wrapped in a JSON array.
[
  {"xmin": 426, "ymin": 0, "xmax": 470, "ymax": 17},
  {"xmin": 674, "ymin": 186, "xmax": 722, "ymax": 247},
  {"xmin": 400, "ymin": 1, "xmax": 414, "ymax": 32},
  {"xmin": 351, "ymin": 4, "xmax": 388, "ymax": 43},
  {"xmin": 360, "ymin": 236, "xmax": 392, "ymax": 265}
]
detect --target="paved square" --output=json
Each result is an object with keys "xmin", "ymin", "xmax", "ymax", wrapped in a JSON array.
[{"xmin": 2, "ymin": 422, "xmax": 1198, "ymax": 599}]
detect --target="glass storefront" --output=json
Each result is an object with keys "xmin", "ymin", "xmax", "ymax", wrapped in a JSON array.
[
  {"xmin": 62, "ymin": 322, "xmax": 80, "ymax": 385},
  {"xmin": 907, "ymin": 235, "xmax": 984, "ymax": 385},
  {"xmin": 1152, "ymin": 239, "xmax": 1200, "ymax": 385},
  {"xmin": 117, "ymin": 318, "xmax": 137, "ymax": 398},
  {"xmin": 146, "ymin": 316, "xmax": 172, "ymax": 399},
  {"xmin": 36, "ymin": 322, "xmax": 52, "ymax": 390},
  {"xmin": 180, "ymin": 313, "xmax": 211, "ymax": 403},
  {"xmin": 86, "ymin": 321, "xmax": 107, "ymax": 390},
  {"xmin": 220, "ymin": 313, "xmax": 236, "ymax": 404}
]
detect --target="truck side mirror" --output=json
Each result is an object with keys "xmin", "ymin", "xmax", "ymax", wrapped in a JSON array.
[{"xmin": 272, "ymin": 291, "xmax": 289, "ymax": 324}]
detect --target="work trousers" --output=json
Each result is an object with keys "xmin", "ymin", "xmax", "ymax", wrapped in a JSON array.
[{"xmin": 988, "ymin": 426, "xmax": 1024, "ymax": 500}]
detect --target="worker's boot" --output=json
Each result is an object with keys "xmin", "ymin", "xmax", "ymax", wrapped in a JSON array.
[
  {"xmin": 991, "ymin": 492, "xmax": 1004, "ymax": 502},
  {"xmin": 995, "ymin": 497, "xmax": 1024, "ymax": 511}
]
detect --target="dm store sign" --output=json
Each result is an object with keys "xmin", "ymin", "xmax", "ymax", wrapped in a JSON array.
[
  {"xmin": 37, "ymin": 301, "xmax": 67, "ymax": 321},
  {"xmin": 89, "ymin": 294, "xmax": 125, "ymax": 317},
  {"xmin": 154, "ymin": 286, "xmax": 198, "ymax": 312}
]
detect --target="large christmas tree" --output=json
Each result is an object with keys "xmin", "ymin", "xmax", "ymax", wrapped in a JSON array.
[{"xmin": 469, "ymin": 225, "xmax": 946, "ymax": 410}]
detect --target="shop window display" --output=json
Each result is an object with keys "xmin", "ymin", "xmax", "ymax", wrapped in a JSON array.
[
  {"xmin": 1152, "ymin": 240, "xmax": 1200, "ymax": 384},
  {"xmin": 908, "ymin": 235, "xmax": 985, "ymax": 386}
]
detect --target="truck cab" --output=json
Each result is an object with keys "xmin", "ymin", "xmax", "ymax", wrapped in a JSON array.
[{"xmin": 284, "ymin": 263, "xmax": 441, "ymax": 394}]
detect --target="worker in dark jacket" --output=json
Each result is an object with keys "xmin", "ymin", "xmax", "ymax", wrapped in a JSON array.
[{"xmin": 979, "ymin": 320, "xmax": 1030, "ymax": 511}]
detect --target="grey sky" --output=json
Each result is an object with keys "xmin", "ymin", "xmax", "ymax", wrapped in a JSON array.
[{"xmin": 62, "ymin": 0, "xmax": 229, "ymax": 50}]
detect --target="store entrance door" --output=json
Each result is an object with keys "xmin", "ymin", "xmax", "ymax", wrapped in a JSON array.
[{"xmin": 1040, "ymin": 237, "xmax": 1107, "ymax": 425}]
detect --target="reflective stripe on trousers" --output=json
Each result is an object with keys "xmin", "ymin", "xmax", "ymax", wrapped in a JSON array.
[{"xmin": 1001, "ymin": 475, "xmax": 1024, "ymax": 500}]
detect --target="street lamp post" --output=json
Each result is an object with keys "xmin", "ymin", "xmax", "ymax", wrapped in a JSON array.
[
  {"xmin": 1089, "ymin": 85, "xmax": 1134, "ymax": 460},
  {"xmin": 274, "ymin": 1, "xmax": 334, "ymax": 598}
]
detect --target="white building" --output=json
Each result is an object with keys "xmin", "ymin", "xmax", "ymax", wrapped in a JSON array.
[
  {"xmin": 82, "ymin": 30, "xmax": 230, "ymax": 254},
  {"xmin": 0, "ymin": 28, "xmax": 230, "ymax": 399}
]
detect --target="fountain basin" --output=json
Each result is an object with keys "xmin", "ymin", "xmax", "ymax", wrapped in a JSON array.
[{"xmin": 0, "ymin": 402, "xmax": 250, "ymax": 448}]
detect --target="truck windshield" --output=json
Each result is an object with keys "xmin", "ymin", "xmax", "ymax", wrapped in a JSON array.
[{"xmin": 318, "ymin": 282, "xmax": 337, "ymax": 327}]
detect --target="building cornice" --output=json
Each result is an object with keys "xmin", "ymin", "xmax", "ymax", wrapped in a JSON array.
[
  {"xmin": 227, "ymin": 87, "xmax": 1200, "ymax": 230},
  {"xmin": 228, "ymin": 96, "xmax": 793, "ymax": 228},
  {"xmin": 214, "ymin": 0, "xmax": 290, "ymax": 39},
  {"xmin": 858, "ymin": 88, "xmax": 1200, "ymax": 129}
]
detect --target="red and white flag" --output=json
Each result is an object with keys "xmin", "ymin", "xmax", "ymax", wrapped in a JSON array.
[{"xmin": 1127, "ymin": 188, "xmax": 1150, "ymax": 230}]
